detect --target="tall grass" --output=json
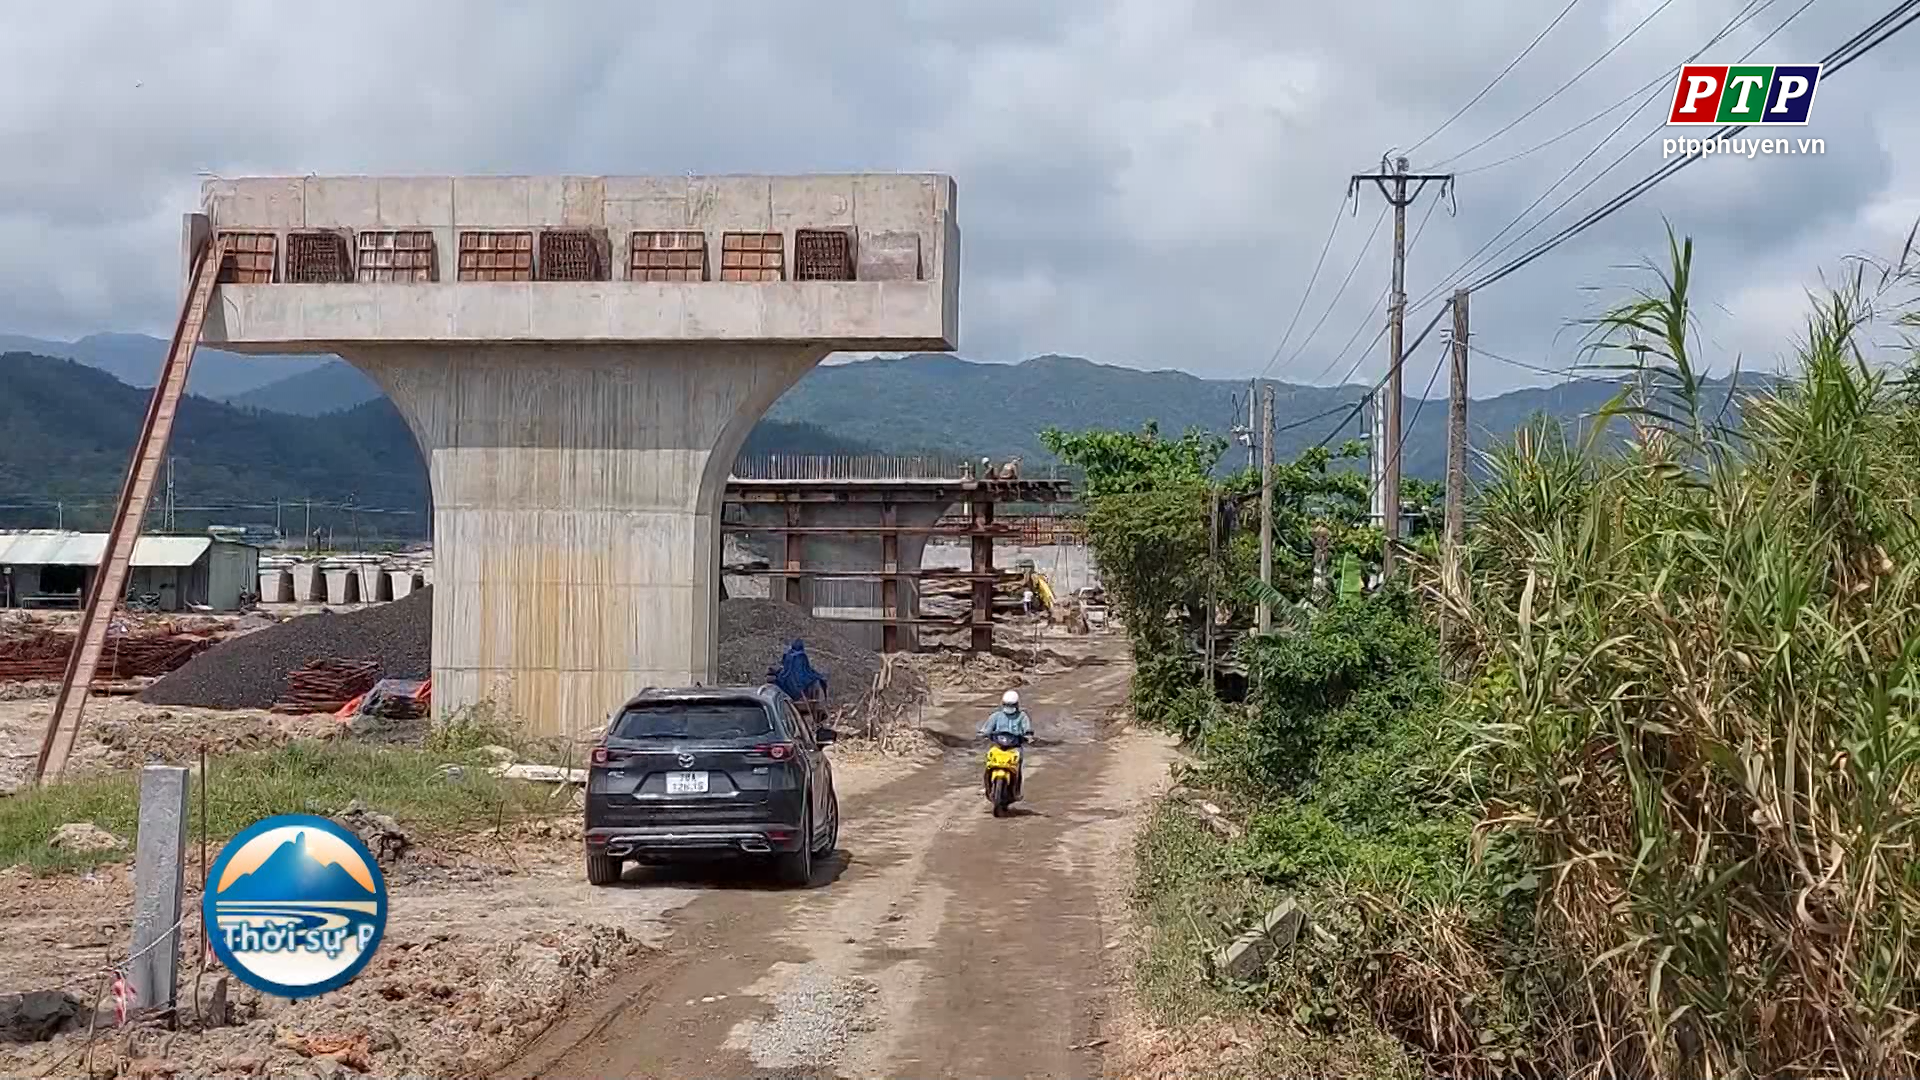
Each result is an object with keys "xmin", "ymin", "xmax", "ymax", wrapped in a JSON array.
[{"xmin": 1438, "ymin": 230, "xmax": 1920, "ymax": 1077}]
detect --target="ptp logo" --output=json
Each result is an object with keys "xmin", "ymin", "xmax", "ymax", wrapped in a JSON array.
[{"xmin": 1667, "ymin": 64, "xmax": 1822, "ymax": 126}]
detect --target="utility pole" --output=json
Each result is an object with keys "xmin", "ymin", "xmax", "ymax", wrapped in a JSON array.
[
  {"xmin": 1443, "ymin": 288, "xmax": 1470, "ymax": 665},
  {"xmin": 1353, "ymin": 155, "xmax": 1453, "ymax": 578},
  {"xmin": 1368, "ymin": 390, "xmax": 1386, "ymax": 529},
  {"xmin": 1206, "ymin": 488, "xmax": 1218, "ymax": 688},
  {"xmin": 163, "ymin": 457, "xmax": 175, "ymax": 533},
  {"xmin": 1246, "ymin": 379, "xmax": 1257, "ymax": 470},
  {"xmin": 1445, "ymin": 288, "xmax": 1470, "ymax": 552},
  {"xmin": 1258, "ymin": 382, "xmax": 1274, "ymax": 633}
]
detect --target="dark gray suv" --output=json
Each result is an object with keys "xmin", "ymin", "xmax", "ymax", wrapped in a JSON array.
[{"xmin": 584, "ymin": 685, "xmax": 840, "ymax": 887}]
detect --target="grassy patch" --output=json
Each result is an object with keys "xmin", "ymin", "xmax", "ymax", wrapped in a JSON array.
[
  {"xmin": 1131, "ymin": 804, "xmax": 1421, "ymax": 1079},
  {"xmin": 0, "ymin": 740, "xmax": 559, "ymax": 874}
]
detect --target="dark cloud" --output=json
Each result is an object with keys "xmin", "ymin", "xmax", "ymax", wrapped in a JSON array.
[{"xmin": 0, "ymin": 0, "xmax": 1910, "ymax": 393}]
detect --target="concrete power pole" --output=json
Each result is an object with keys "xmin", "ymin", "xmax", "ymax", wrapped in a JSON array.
[
  {"xmin": 1445, "ymin": 288, "xmax": 1470, "ymax": 551},
  {"xmin": 1443, "ymin": 288, "xmax": 1470, "ymax": 664},
  {"xmin": 1258, "ymin": 382, "xmax": 1274, "ymax": 633},
  {"xmin": 1353, "ymin": 156, "xmax": 1452, "ymax": 578}
]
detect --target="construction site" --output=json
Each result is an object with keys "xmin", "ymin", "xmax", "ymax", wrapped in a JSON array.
[{"xmin": 0, "ymin": 172, "xmax": 1149, "ymax": 1079}]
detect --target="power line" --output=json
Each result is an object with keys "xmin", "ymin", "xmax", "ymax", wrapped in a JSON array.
[
  {"xmin": 1426, "ymin": 0, "xmax": 1683, "ymax": 171},
  {"xmin": 1367, "ymin": 334, "xmax": 1454, "ymax": 500},
  {"xmin": 1412, "ymin": 0, "xmax": 1821, "ymax": 313},
  {"xmin": 1405, "ymin": 0, "xmax": 1588, "ymax": 156},
  {"xmin": 1468, "ymin": 342, "xmax": 1579, "ymax": 379},
  {"xmin": 1447, "ymin": 0, "xmax": 1778, "ymax": 176},
  {"xmin": 1305, "ymin": 194, "xmax": 1442, "ymax": 387},
  {"xmin": 1312, "ymin": 299, "xmax": 1456, "ymax": 451},
  {"xmin": 1468, "ymin": 0, "xmax": 1920, "ymax": 293},
  {"xmin": 1259, "ymin": 192, "xmax": 1354, "ymax": 378}
]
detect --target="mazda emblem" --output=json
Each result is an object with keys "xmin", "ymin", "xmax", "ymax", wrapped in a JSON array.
[{"xmin": 677, "ymin": 752, "xmax": 696, "ymax": 769}]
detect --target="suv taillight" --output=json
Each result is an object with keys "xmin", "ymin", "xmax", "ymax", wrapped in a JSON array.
[
  {"xmin": 590, "ymin": 745, "xmax": 609, "ymax": 765},
  {"xmin": 753, "ymin": 743, "xmax": 796, "ymax": 761}
]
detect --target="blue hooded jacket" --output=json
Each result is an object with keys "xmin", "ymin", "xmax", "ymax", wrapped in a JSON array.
[{"xmin": 774, "ymin": 640, "xmax": 827, "ymax": 700}]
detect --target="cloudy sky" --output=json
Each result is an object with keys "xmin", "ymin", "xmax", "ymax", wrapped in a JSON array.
[{"xmin": 0, "ymin": 0, "xmax": 1913, "ymax": 394}]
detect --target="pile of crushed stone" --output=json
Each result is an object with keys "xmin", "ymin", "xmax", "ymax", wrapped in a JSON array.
[
  {"xmin": 139, "ymin": 590, "xmax": 433, "ymax": 710},
  {"xmin": 139, "ymin": 591, "xmax": 925, "ymax": 724},
  {"xmin": 717, "ymin": 598, "xmax": 926, "ymax": 724}
]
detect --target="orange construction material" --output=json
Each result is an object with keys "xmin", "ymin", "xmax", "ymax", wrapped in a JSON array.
[{"xmin": 34, "ymin": 236, "xmax": 227, "ymax": 783}]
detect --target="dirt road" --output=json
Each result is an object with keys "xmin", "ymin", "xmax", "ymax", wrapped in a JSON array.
[{"xmin": 495, "ymin": 638, "xmax": 1175, "ymax": 1080}]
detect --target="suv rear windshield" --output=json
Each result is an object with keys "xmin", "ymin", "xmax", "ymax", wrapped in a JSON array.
[{"xmin": 610, "ymin": 701, "xmax": 774, "ymax": 741}]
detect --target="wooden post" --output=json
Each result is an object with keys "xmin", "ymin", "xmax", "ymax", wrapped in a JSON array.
[
  {"xmin": 970, "ymin": 497, "xmax": 995, "ymax": 652},
  {"xmin": 880, "ymin": 502, "xmax": 899, "ymax": 654},
  {"xmin": 782, "ymin": 502, "xmax": 804, "ymax": 607}
]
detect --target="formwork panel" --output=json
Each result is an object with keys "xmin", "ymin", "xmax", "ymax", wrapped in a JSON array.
[
  {"xmin": 285, "ymin": 230, "xmax": 355, "ymax": 284},
  {"xmin": 794, "ymin": 229, "xmax": 854, "ymax": 281},
  {"xmin": 536, "ymin": 229, "xmax": 607, "ymax": 282},
  {"xmin": 457, "ymin": 230, "xmax": 534, "ymax": 282},
  {"xmin": 629, "ymin": 231, "xmax": 707, "ymax": 282},
  {"xmin": 356, "ymin": 230, "xmax": 438, "ymax": 283},
  {"xmin": 720, "ymin": 231, "xmax": 784, "ymax": 282},
  {"xmin": 216, "ymin": 231, "xmax": 276, "ymax": 284}
]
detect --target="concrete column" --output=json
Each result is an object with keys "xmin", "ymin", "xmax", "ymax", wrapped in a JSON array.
[
  {"xmin": 349, "ymin": 343, "xmax": 820, "ymax": 732},
  {"xmin": 129, "ymin": 765, "xmax": 189, "ymax": 1019}
]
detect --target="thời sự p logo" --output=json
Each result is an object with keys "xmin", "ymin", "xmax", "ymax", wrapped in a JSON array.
[{"xmin": 203, "ymin": 814, "xmax": 388, "ymax": 998}]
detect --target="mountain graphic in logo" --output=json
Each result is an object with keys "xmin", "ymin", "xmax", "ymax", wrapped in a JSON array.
[{"xmin": 218, "ymin": 831, "xmax": 377, "ymax": 902}]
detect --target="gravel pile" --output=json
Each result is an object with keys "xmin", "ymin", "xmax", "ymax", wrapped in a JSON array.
[
  {"xmin": 137, "ymin": 591, "xmax": 925, "ymax": 721},
  {"xmin": 139, "ymin": 589, "xmax": 433, "ymax": 710},
  {"xmin": 716, "ymin": 598, "xmax": 926, "ymax": 719}
]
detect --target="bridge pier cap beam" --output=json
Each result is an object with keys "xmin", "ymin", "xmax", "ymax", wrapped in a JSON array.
[{"xmin": 191, "ymin": 174, "xmax": 959, "ymax": 736}]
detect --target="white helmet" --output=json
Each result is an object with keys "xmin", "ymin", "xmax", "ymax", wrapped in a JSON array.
[{"xmin": 1002, "ymin": 690, "xmax": 1020, "ymax": 708}]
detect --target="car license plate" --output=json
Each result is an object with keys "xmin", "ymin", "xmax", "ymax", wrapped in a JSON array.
[{"xmin": 665, "ymin": 771, "xmax": 709, "ymax": 795}]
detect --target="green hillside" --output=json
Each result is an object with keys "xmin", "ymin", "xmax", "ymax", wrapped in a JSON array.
[{"xmin": 0, "ymin": 352, "xmax": 875, "ymax": 540}]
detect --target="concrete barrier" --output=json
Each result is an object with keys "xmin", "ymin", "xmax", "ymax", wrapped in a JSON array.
[{"xmin": 323, "ymin": 568, "xmax": 361, "ymax": 605}]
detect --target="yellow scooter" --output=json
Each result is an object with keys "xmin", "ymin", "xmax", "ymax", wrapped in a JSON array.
[{"xmin": 983, "ymin": 731, "xmax": 1025, "ymax": 817}]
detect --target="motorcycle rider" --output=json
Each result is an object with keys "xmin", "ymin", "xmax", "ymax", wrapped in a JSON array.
[{"xmin": 978, "ymin": 690, "xmax": 1034, "ymax": 798}]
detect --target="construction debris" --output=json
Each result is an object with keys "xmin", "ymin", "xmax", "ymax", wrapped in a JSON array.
[
  {"xmin": 272, "ymin": 659, "xmax": 382, "ymax": 715},
  {"xmin": 0, "ymin": 624, "xmax": 215, "ymax": 683},
  {"xmin": 48, "ymin": 823, "xmax": 123, "ymax": 854},
  {"xmin": 1210, "ymin": 899, "xmax": 1307, "ymax": 982},
  {"xmin": 140, "ymin": 589, "xmax": 432, "ymax": 710},
  {"xmin": 333, "ymin": 800, "xmax": 411, "ymax": 865}
]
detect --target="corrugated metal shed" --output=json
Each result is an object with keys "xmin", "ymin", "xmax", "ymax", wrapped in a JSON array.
[{"xmin": 0, "ymin": 531, "xmax": 214, "ymax": 568}]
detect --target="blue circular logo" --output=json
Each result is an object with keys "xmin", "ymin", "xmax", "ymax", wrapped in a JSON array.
[{"xmin": 203, "ymin": 814, "xmax": 388, "ymax": 999}]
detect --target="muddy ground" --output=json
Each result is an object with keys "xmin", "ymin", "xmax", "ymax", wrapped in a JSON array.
[{"xmin": 1, "ymin": 631, "xmax": 1182, "ymax": 1079}]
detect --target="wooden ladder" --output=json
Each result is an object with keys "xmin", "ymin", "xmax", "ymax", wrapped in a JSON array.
[{"xmin": 34, "ymin": 235, "xmax": 228, "ymax": 782}]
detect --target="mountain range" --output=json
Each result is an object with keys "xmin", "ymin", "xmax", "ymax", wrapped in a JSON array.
[{"xmin": 1, "ymin": 334, "xmax": 1755, "ymax": 540}]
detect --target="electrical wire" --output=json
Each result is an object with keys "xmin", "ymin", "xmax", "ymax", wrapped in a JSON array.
[
  {"xmin": 1311, "ymin": 299, "xmax": 1456, "ymax": 451},
  {"xmin": 1467, "ymin": 0, "xmax": 1920, "ymax": 292},
  {"xmin": 1411, "ymin": 0, "xmax": 1822, "ymax": 313},
  {"xmin": 1366, "ymin": 335, "xmax": 1454, "ymax": 501},
  {"xmin": 1406, "ymin": 0, "xmax": 1589, "ymax": 156},
  {"xmin": 1427, "ymin": 0, "xmax": 1684, "ymax": 170},
  {"xmin": 1405, "ymin": 0, "xmax": 1804, "ymax": 315},
  {"xmin": 1446, "ymin": 0, "xmax": 1778, "ymax": 176},
  {"xmin": 1304, "ymin": 194, "xmax": 1442, "ymax": 387},
  {"xmin": 1259, "ymin": 193, "xmax": 1354, "ymax": 378},
  {"xmin": 1469, "ymin": 342, "xmax": 1579, "ymax": 379}
]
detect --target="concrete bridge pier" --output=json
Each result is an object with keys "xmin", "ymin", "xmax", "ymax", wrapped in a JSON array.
[
  {"xmin": 351, "ymin": 343, "xmax": 822, "ymax": 726},
  {"xmin": 194, "ymin": 172, "xmax": 958, "ymax": 736}
]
